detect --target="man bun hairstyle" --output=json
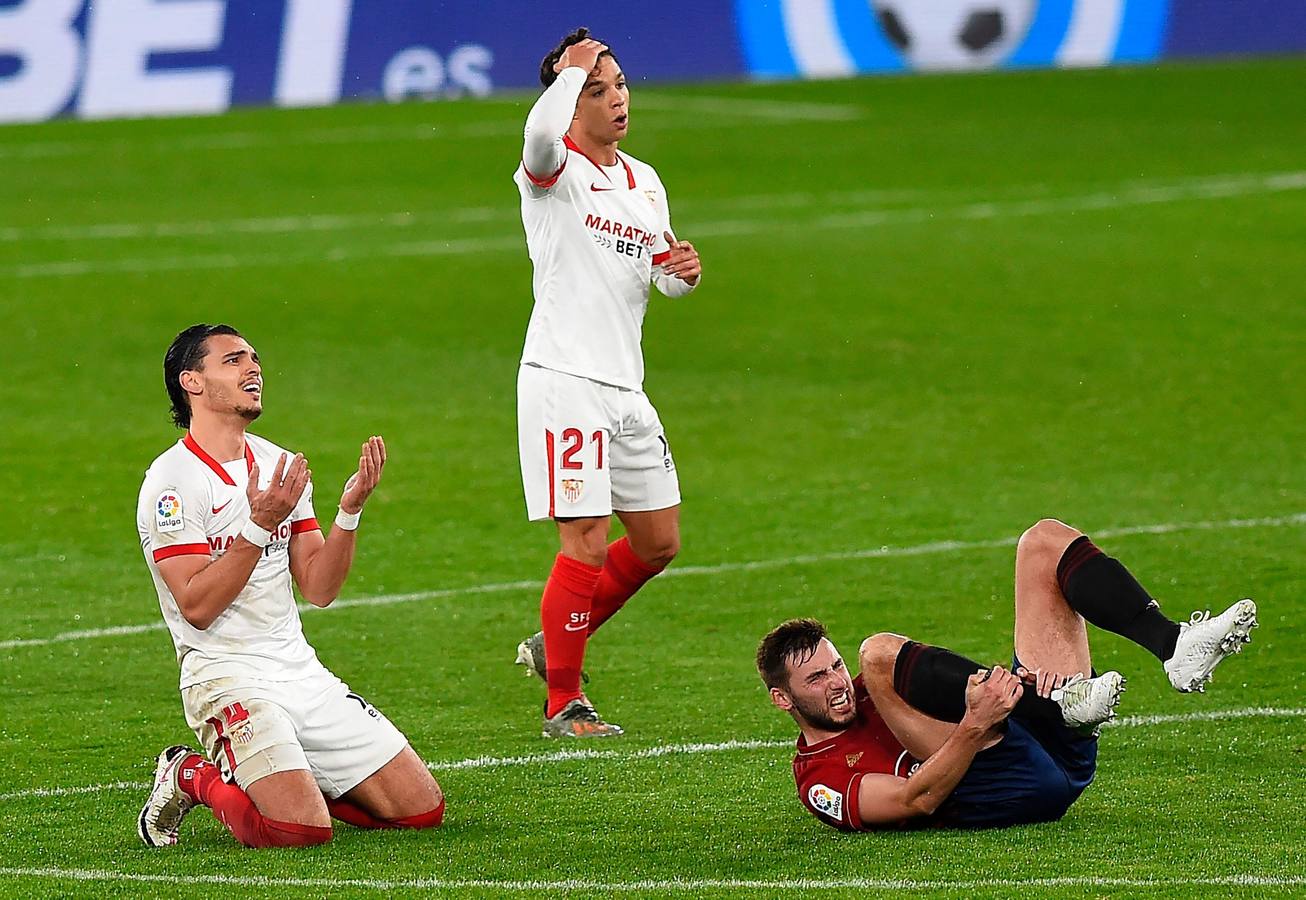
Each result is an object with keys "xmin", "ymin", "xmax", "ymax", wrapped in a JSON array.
[
  {"xmin": 164, "ymin": 323, "xmax": 242, "ymax": 429},
  {"xmin": 539, "ymin": 26, "xmax": 615, "ymax": 87},
  {"xmin": 756, "ymin": 618, "xmax": 829, "ymax": 690}
]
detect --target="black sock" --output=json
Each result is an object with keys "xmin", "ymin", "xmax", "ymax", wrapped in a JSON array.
[
  {"xmin": 1057, "ymin": 536, "xmax": 1181, "ymax": 662},
  {"xmin": 893, "ymin": 642, "xmax": 1063, "ymax": 727}
]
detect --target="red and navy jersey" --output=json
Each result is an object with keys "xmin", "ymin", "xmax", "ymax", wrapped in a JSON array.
[{"xmin": 792, "ymin": 675, "xmax": 920, "ymax": 831}]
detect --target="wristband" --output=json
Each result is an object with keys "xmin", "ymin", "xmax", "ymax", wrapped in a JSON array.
[
  {"xmin": 335, "ymin": 507, "xmax": 362, "ymax": 531},
  {"xmin": 240, "ymin": 519, "xmax": 272, "ymax": 549}
]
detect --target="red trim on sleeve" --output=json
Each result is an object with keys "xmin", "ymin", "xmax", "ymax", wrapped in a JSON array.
[
  {"xmin": 545, "ymin": 429, "xmax": 557, "ymax": 519},
  {"xmin": 846, "ymin": 772, "xmax": 866, "ymax": 831},
  {"xmin": 183, "ymin": 432, "xmax": 246, "ymax": 487},
  {"xmin": 652, "ymin": 250, "xmax": 671, "ymax": 266},
  {"xmin": 153, "ymin": 543, "xmax": 211, "ymax": 562},
  {"xmin": 522, "ymin": 157, "xmax": 566, "ymax": 189},
  {"xmin": 291, "ymin": 518, "xmax": 320, "ymax": 535}
]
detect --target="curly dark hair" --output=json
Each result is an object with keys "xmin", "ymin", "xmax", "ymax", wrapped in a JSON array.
[
  {"xmin": 539, "ymin": 26, "xmax": 617, "ymax": 87},
  {"xmin": 163, "ymin": 323, "xmax": 243, "ymax": 428},
  {"xmin": 756, "ymin": 618, "xmax": 829, "ymax": 690}
]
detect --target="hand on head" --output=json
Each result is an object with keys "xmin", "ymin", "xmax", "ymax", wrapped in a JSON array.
[{"xmin": 555, "ymin": 39, "xmax": 607, "ymax": 75}]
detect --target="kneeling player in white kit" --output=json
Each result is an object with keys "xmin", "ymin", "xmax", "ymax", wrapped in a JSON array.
[
  {"xmin": 136, "ymin": 324, "xmax": 444, "ymax": 848},
  {"xmin": 512, "ymin": 29, "xmax": 703, "ymax": 737}
]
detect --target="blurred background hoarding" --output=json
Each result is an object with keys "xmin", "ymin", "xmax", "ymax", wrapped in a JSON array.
[{"xmin": 2, "ymin": 0, "xmax": 1304, "ymax": 124}]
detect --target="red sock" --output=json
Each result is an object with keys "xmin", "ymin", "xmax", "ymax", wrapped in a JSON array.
[
  {"xmin": 327, "ymin": 797, "xmax": 445, "ymax": 829},
  {"xmin": 540, "ymin": 553, "xmax": 603, "ymax": 717},
  {"xmin": 178, "ymin": 754, "xmax": 331, "ymax": 848},
  {"xmin": 587, "ymin": 537, "xmax": 665, "ymax": 635}
]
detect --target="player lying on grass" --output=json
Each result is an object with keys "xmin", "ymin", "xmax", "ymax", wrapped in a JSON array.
[
  {"xmin": 136, "ymin": 324, "xmax": 444, "ymax": 848},
  {"xmin": 758, "ymin": 517, "xmax": 1258, "ymax": 831}
]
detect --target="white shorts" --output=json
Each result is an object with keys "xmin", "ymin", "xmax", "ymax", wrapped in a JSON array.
[
  {"xmin": 181, "ymin": 665, "xmax": 408, "ymax": 799},
  {"xmin": 517, "ymin": 365, "xmax": 681, "ymax": 522}
]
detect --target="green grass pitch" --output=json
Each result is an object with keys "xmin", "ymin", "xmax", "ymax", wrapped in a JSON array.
[{"xmin": 0, "ymin": 57, "xmax": 1303, "ymax": 897}]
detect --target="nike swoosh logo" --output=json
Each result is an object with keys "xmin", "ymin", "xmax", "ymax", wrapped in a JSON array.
[
  {"xmin": 590, "ymin": 184, "xmax": 615, "ymax": 192},
  {"xmin": 563, "ymin": 622, "xmax": 589, "ymax": 632},
  {"xmin": 211, "ymin": 500, "xmax": 232, "ymax": 515}
]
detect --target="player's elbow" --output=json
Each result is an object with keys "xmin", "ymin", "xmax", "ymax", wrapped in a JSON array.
[
  {"xmin": 900, "ymin": 787, "xmax": 945, "ymax": 818},
  {"xmin": 299, "ymin": 588, "xmax": 337, "ymax": 608},
  {"xmin": 177, "ymin": 599, "xmax": 218, "ymax": 632}
]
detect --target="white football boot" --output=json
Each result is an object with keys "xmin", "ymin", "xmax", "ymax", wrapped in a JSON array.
[
  {"xmin": 1163, "ymin": 598, "xmax": 1258, "ymax": 693},
  {"xmin": 1050, "ymin": 671, "xmax": 1126, "ymax": 735},
  {"xmin": 137, "ymin": 745, "xmax": 198, "ymax": 847}
]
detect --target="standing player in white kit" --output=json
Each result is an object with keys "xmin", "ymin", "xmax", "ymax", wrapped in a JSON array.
[
  {"xmin": 135, "ymin": 324, "xmax": 445, "ymax": 848},
  {"xmin": 512, "ymin": 29, "xmax": 703, "ymax": 737}
]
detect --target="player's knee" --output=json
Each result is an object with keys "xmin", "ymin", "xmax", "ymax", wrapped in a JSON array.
[
  {"xmin": 859, "ymin": 632, "xmax": 907, "ymax": 674},
  {"xmin": 394, "ymin": 798, "xmax": 445, "ymax": 830},
  {"xmin": 641, "ymin": 534, "xmax": 679, "ymax": 569},
  {"xmin": 1018, "ymin": 518, "xmax": 1077, "ymax": 559},
  {"xmin": 559, "ymin": 517, "xmax": 611, "ymax": 566}
]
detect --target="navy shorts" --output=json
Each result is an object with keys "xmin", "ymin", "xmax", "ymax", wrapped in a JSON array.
[{"xmin": 935, "ymin": 654, "xmax": 1098, "ymax": 829}]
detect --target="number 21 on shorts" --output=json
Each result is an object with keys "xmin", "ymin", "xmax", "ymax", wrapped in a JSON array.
[{"xmin": 559, "ymin": 427, "xmax": 604, "ymax": 471}]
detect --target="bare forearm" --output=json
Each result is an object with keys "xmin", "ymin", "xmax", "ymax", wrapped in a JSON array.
[
  {"xmin": 175, "ymin": 541, "xmax": 263, "ymax": 629},
  {"xmin": 297, "ymin": 527, "xmax": 357, "ymax": 606},
  {"xmin": 897, "ymin": 719, "xmax": 990, "ymax": 816}
]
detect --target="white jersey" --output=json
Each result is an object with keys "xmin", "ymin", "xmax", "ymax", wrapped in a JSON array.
[
  {"xmin": 514, "ymin": 67, "xmax": 695, "ymax": 392},
  {"xmin": 137, "ymin": 432, "xmax": 323, "ymax": 689}
]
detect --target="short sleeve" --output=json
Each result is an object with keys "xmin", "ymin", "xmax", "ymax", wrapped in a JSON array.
[
  {"xmin": 797, "ymin": 763, "xmax": 859, "ymax": 833},
  {"xmin": 289, "ymin": 479, "xmax": 319, "ymax": 535},
  {"xmin": 148, "ymin": 482, "xmax": 212, "ymax": 563}
]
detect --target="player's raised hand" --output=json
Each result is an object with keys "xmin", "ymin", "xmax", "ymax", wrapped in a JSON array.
[
  {"xmin": 660, "ymin": 231, "xmax": 701, "ymax": 284},
  {"xmin": 340, "ymin": 436, "xmax": 386, "ymax": 515},
  {"xmin": 964, "ymin": 665, "xmax": 1022, "ymax": 729},
  {"xmin": 554, "ymin": 39, "xmax": 607, "ymax": 75},
  {"xmin": 247, "ymin": 452, "xmax": 310, "ymax": 530}
]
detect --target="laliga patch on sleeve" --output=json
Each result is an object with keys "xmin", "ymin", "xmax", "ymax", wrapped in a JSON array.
[
  {"xmin": 155, "ymin": 490, "xmax": 185, "ymax": 533},
  {"xmin": 808, "ymin": 783, "xmax": 844, "ymax": 821}
]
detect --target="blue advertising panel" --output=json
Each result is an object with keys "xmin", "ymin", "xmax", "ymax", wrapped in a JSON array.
[
  {"xmin": 0, "ymin": 0, "xmax": 1302, "ymax": 124},
  {"xmin": 736, "ymin": 0, "xmax": 1172, "ymax": 77}
]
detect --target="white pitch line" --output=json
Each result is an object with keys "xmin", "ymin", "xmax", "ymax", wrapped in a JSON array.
[
  {"xmin": 3, "ymin": 707, "xmax": 1301, "ymax": 804},
  {"xmin": 0, "ymin": 207, "xmax": 503, "ymax": 243},
  {"xmin": 1, "ymin": 511, "xmax": 1302, "ymax": 652},
  {"xmin": 0, "ymin": 186, "xmax": 938, "ymax": 245},
  {"xmin": 6, "ymin": 170, "xmax": 1302, "ymax": 279},
  {"xmin": 0, "ymin": 97, "xmax": 860, "ymax": 162},
  {"xmin": 0, "ymin": 867, "xmax": 1301, "ymax": 893}
]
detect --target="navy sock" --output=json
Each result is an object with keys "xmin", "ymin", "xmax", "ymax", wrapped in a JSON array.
[{"xmin": 1057, "ymin": 537, "xmax": 1180, "ymax": 662}]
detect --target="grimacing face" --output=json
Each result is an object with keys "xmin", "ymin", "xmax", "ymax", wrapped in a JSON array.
[
  {"xmin": 772, "ymin": 638, "xmax": 857, "ymax": 733},
  {"xmin": 574, "ymin": 55, "xmax": 628, "ymax": 144},
  {"xmin": 183, "ymin": 333, "xmax": 263, "ymax": 423}
]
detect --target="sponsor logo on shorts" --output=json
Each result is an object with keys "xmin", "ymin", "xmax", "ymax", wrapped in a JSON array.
[
  {"xmin": 808, "ymin": 783, "xmax": 843, "ymax": 821},
  {"xmin": 221, "ymin": 702, "xmax": 255, "ymax": 745},
  {"xmin": 561, "ymin": 478, "xmax": 584, "ymax": 503},
  {"xmin": 155, "ymin": 491, "xmax": 184, "ymax": 533},
  {"xmin": 346, "ymin": 691, "xmax": 380, "ymax": 719}
]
